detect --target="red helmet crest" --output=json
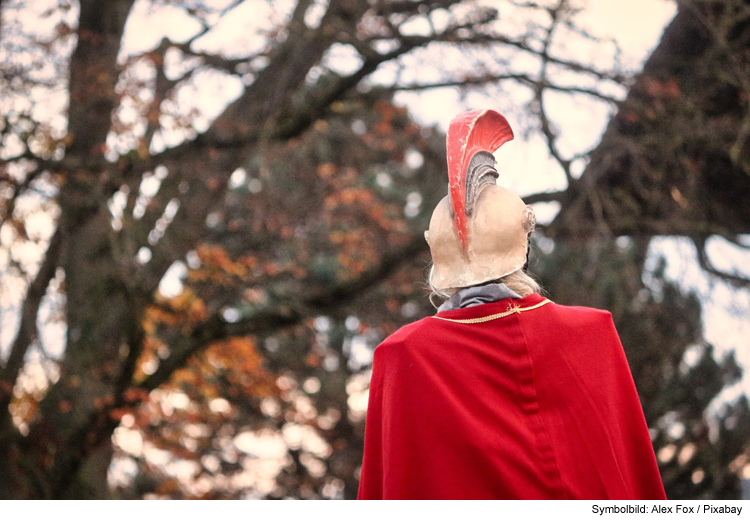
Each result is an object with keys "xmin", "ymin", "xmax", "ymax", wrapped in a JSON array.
[{"xmin": 446, "ymin": 109, "xmax": 514, "ymax": 251}]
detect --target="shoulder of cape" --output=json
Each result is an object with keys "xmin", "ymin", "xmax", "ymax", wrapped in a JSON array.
[
  {"xmin": 532, "ymin": 301, "xmax": 614, "ymax": 327},
  {"xmin": 375, "ymin": 317, "xmax": 435, "ymax": 352},
  {"xmin": 520, "ymin": 301, "xmax": 623, "ymax": 349}
]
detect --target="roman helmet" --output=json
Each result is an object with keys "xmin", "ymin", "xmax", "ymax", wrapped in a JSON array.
[{"xmin": 425, "ymin": 109, "xmax": 533, "ymax": 290}]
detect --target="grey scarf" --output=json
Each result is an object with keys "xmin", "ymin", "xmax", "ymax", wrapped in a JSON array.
[{"xmin": 436, "ymin": 283, "xmax": 521, "ymax": 313}]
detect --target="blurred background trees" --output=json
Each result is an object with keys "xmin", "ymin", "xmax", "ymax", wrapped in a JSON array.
[{"xmin": 0, "ymin": 0, "xmax": 748, "ymax": 499}]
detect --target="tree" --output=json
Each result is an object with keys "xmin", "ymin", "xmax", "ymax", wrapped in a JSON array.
[
  {"xmin": 0, "ymin": 0, "xmax": 747, "ymax": 499},
  {"xmin": 539, "ymin": 0, "xmax": 750, "ymax": 498}
]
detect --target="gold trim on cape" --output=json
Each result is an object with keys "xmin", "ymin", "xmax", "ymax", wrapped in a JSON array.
[{"xmin": 432, "ymin": 298, "xmax": 552, "ymax": 324}]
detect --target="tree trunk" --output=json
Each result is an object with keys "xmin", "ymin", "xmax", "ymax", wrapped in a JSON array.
[{"xmin": 0, "ymin": 0, "xmax": 135, "ymax": 499}]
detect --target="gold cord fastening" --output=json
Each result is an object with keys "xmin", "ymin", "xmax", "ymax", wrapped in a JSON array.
[{"xmin": 432, "ymin": 298, "xmax": 552, "ymax": 324}]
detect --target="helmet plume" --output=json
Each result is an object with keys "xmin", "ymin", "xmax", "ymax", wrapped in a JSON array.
[{"xmin": 446, "ymin": 109, "xmax": 514, "ymax": 252}]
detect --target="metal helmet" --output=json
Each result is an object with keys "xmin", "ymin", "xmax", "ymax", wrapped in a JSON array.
[{"xmin": 425, "ymin": 109, "xmax": 532, "ymax": 290}]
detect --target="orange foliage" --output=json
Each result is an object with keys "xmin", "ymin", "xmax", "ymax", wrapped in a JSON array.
[
  {"xmin": 162, "ymin": 337, "xmax": 279, "ymax": 401},
  {"xmin": 203, "ymin": 337, "xmax": 278, "ymax": 399},
  {"xmin": 9, "ymin": 391, "xmax": 40, "ymax": 428},
  {"xmin": 144, "ymin": 289, "xmax": 208, "ymax": 335},
  {"xmin": 188, "ymin": 245, "xmax": 250, "ymax": 285},
  {"xmin": 317, "ymin": 163, "xmax": 337, "ymax": 178},
  {"xmin": 133, "ymin": 348, "xmax": 158, "ymax": 384}
]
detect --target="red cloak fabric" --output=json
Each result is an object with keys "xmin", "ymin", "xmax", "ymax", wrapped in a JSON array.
[{"xmin": 357, "ymin": 293, "xmax": 666, "ymax": 500}]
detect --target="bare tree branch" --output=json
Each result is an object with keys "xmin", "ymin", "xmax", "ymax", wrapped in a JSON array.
[
  {"xmin": 0, "ymin": 161, "xmax": 52, "ymax": 233},
  {"xmin": 694, "ymin": 237, "xmax": 750, "ymax": 288},
  {"xmin": 155, "ymin": 38, "xmax": 258, "ymax": 74},
  {"xmin": 0, "ymin": 226, "xmax": 62, "ymax": 437},
  {"xmin": 522, "ymin": 190, "xmax": 567, "ymax": 204},
  {"xmin": 182, "ymin": 0, "xmax": 247, "ymax": 46},
  {"xmin": 391, "ymin": 74, "xmax": 619, "ymax": 103},
  {"xmin": 534, "ymin": 0, "xmax": 576, "ymax": 188}
]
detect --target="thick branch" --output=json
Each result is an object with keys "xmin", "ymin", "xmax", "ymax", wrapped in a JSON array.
[
  {"xmin": 137, "ymin": 235, "xmax": 428, "ymax": 392},
  {"xmin": 522, "ymin": 190, "xmax": 568, "ymax": 204},
  {"xmin": 694, "ymin": 237, "xmax": 750, "ymax": 288},
  {"xmin": 269, "ymin": 20, "xmax": 506, "ymax": 141},
  {"xmin": 0, "ymin": 226, "xmax": 62, "ymax": 436}
]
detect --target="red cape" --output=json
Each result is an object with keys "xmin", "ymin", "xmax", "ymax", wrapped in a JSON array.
[{"xmin": 358, "ymin": 294, "xmax": 666, "ymax": 500}]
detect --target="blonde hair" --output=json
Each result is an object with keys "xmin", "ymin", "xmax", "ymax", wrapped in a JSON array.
[{"xmin": 428, "ymin": 268, "xmax": 542, "ymax": 306}]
